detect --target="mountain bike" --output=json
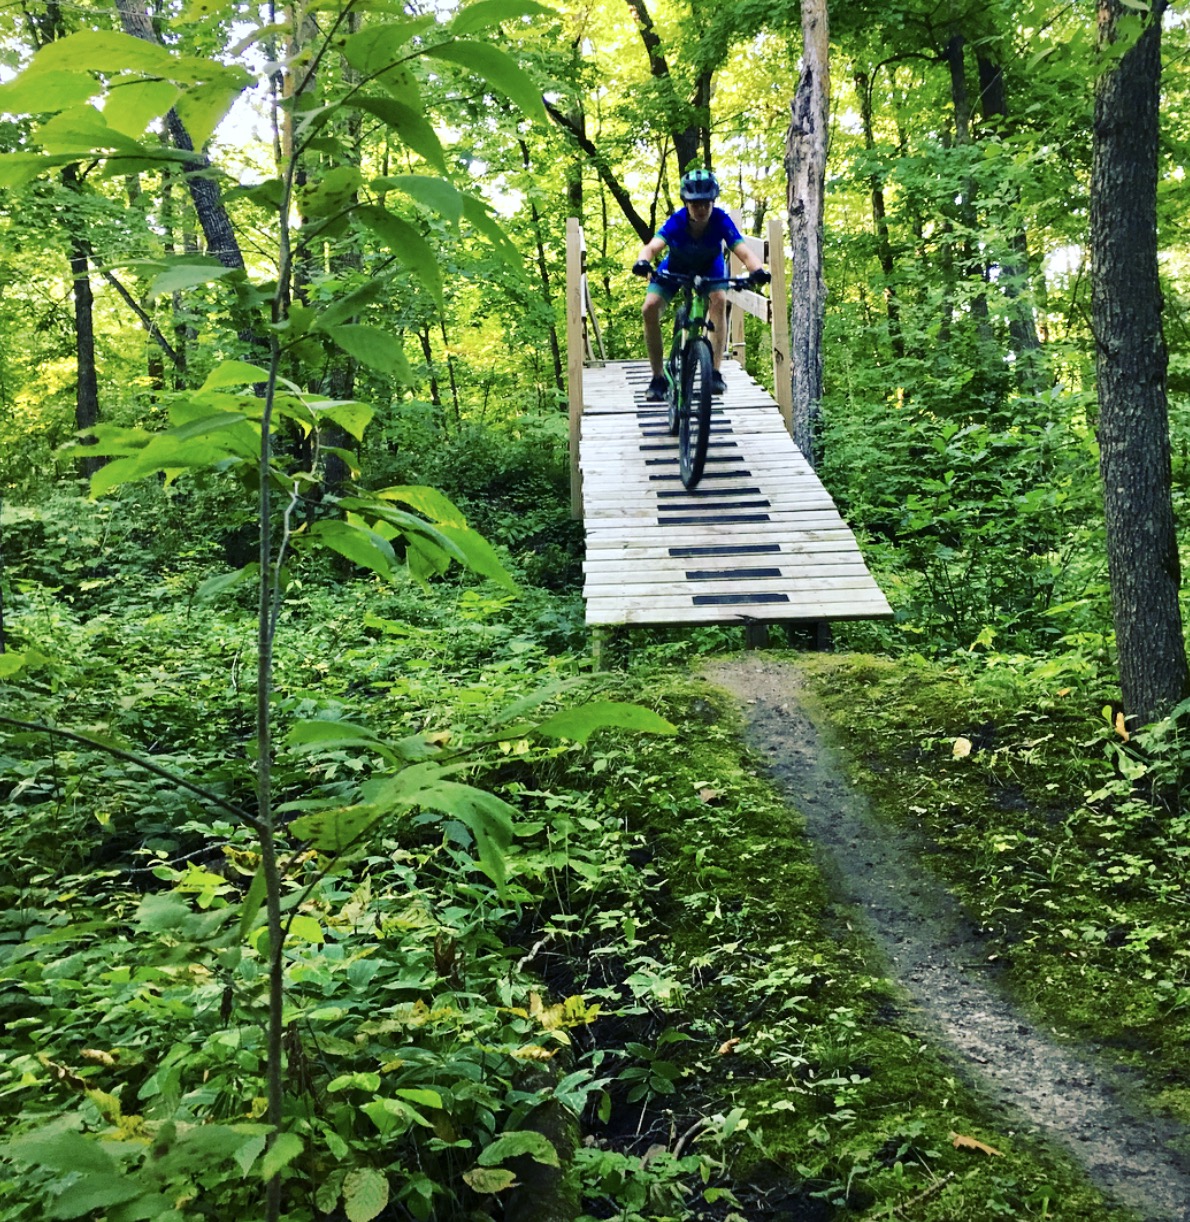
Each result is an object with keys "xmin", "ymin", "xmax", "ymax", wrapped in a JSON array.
[{"xmin": 653, "ymin": 270, "xmax": 758, "ymax": 489}]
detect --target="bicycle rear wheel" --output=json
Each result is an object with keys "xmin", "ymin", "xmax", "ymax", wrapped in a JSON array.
[{"xmin": 679, "ymin": 338, "xmax": 713, "ymax": 488}]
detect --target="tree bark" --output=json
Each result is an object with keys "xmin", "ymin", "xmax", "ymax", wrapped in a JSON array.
[
  {"xmin": 785, "ymin": 0, "xmax": 830, "ymax": 466},
  {"xmin": 1092, "ymin": 0, "xmax": 1187, "ymax": 726},
  {"xmin": 62, "ymin": 166, "xmax": 101, "ymax": 478},
  {"xmin": 115, "ymin": 0, "xmax": 245, "ymax": 271}
]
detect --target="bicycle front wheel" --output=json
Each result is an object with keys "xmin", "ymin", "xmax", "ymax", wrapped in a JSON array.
[{"xmin": 679, "ymin": 338, "xmax": 713, "ymax": 488}]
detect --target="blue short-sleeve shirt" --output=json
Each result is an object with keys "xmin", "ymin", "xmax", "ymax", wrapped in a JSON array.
[{"xmin": 656, "ymin": 207, "xmax": 745, "ymax": 278}]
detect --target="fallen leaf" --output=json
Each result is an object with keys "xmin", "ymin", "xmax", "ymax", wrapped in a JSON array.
[
  {"xmin": 953, "ymin": 737, "xmax": 972, "ymax": 759},
  {"xmin": 950, "ymin": 1132, "xmax": 1003, "ymax": 1156},
  {"xmin": 717, "ymin": 1038, "xmax": 741, "ymax": 1056}
]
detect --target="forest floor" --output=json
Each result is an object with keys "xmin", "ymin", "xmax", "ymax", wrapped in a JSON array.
[{"xmin": 704, "ymin": 653, "xmax": 1190, "ymax": 1222}]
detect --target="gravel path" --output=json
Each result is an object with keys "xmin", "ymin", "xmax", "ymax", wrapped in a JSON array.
[{"xmin": 706, "ymin": 655, "xmax": 1190, "ymax": 1222}]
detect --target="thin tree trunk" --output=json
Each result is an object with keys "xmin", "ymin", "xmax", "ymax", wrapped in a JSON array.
[
  {"xmin": 855, "ymin": 68, "xmax": 902, "ymax": 360},
  {"xmin": 518, "ymin": 139, "xmax": 563, "ymax": 391},
  {"xmin": 62, "ymin": 166, "xmax": 101, "ymax": 478},
  {"xmin": 977, "ymin": 52, "xmax": 1046, "ymax": 394},
  {"xmin": 785, "ymin": 0, "xmax": 830, "ymax": 466},
  {"xmin": 1092, "ymin": 0, "xmax": 1186, "ymax": 726}
]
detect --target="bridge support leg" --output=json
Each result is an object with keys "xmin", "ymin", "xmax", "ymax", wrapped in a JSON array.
[
  {"xmin": 591, "ymin": 627, "xmax": 609, "ymax": 670},
  {"xmin": 744, "ymin": 623, "xmax": 769, "ymax": 650}
]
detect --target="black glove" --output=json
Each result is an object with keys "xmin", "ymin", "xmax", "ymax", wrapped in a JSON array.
[
  {"xmin": 631, "ymin": 259, "xmax": 653, "ymax": 278},
  {"xmin": 748, "ymin": 268, "xmax": 771, "ymax": 287}
]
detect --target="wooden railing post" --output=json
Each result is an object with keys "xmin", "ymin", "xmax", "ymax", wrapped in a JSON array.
[
  {"xmin": 768, "ymin": 214, "xmax": 793, "ymax": 435},
  {"xmin": 728, "ymin": 209, "xmax": 747, "ymax": 365},
  {"xmin": 566, "ymin": 218, "xmax": 584, "ymax": 519}
]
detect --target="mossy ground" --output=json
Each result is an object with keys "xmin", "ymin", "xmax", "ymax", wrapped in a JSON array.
[{"xmin": 587, "ymin": 665, "xmax": 1125, "ymax": 1220}]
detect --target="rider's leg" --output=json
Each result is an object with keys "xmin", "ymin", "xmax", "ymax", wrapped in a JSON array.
[
  {"xmin": 708, "ymin": 290, "xmax": 727, "ymax": 369},
  {"xmin": 642, "ymin": 292, "xmax": 667, "ymax": 376}
]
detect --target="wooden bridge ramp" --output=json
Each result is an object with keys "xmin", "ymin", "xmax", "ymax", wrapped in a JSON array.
[{"xmin": 580, "ymin": 359, "xmax": 892, "ymax": 628}]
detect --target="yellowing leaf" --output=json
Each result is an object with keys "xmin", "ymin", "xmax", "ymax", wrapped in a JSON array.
[
  {"xmin": 717, "ymin": 1038, "xmax": 741, "ymax": 1056},
  {"xmin": 512, "ymin": 1045, "xmax": 557, "ymax": 1061},
  {"xmin": 950, "ymin": 1132, "xmax": 1003, "ymax": 1156},
  {"xmin": 463, "ymin": 1166, "xmax": 518, "ymax": 1194},
  {"xmin": 1114, "ymin": 711, "xmax": 1130, "ymax": 742},
  {"xmin": 952, "ymin": 736, "xmax": 972, "ymax": 759}
]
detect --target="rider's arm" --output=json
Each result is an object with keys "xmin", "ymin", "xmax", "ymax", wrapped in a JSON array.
[
  {"xmin": 637, "ymin": 235, "xmax": 667, "ymax": 266},
  {"xmin": 729, "ymin": 238, "xmax": 764, "ymax": 276}
]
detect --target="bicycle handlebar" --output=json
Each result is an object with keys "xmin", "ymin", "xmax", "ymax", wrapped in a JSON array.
[{"xmin": 649, "ymin": 269, "xmax": 764, "ymax": 294}]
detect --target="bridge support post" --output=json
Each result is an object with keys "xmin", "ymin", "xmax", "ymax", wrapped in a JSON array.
[{"xmin": 566, "ymin": 218, "xmax": 585, "ymax": 520}]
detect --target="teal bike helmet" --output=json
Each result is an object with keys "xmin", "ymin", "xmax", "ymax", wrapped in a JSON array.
[{"xmin": 680, "ymin": 169, "xmax": 719, "ymax": 201}]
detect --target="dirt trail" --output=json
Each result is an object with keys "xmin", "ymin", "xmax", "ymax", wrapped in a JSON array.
[{"xmin": 705, "ymin": 655, "xmax": 1190, "ymax": 1222}]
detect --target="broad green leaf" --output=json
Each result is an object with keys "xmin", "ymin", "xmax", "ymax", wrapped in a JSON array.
[
  {"xmin": 423, "ymin": 41, "xmax": 545, "ymax": 122},
  {"xmin": 462, "ymin": 194, "xmax": 522, "ymax": 269},
  {"xmin": 361, "ymin": 1097, "xmax": 433, "ymax": 1136},
  {"xmin": 376, "ymin": 485, "xmax": 468, "ymax": 525},
  {"xmin": 477, "ymin": 1130, "xmax": 560, "ymax": 1168},
  {"xmin": 148, "ymin": 258, "xmax": 237, "ymax": 299},
  {"xmin": 175, "ymin": 79, "xmax": 245, "ymax": 149},
  {"xmin": 288, "ymin": 914, "xmax": 324, "ymax": 944},
  {"xmin": 237, "ymin": 864, "xmax": 268, "ymax": 941},
  {"xmin": 354, "ymin": 207, "xmax": 442, "ymax": 307},
  {"xmin": 0, "ymin": 69, "xmax": 96, "ymax": 114},
  {"xmin": 379, "ymin": 775, "xmax": 516, "ymax": 888},
  {"xmin": 308, "ymin": 398, "xmax": 377, "ymax": 442},
  {"xmin": 286, "ymin": 718, "xmax": 395, "ymax": 762},
  {"xmin": 314, "ymin": 276, "xmax": 391, "ymax": 330},
  {"xmin": 0, "ymin": 153, "xmax": 60, "ymax": 190},
  {"xmin": 450, "ymin": 0, "xmax": 553, "ymax": 36},
  {"xmin": 309, "ymin": 520, "xmax": 398, "ymax": 577},
  {"xmin": 102, "ymin": 80, "xmax": 180, "ymax": 138},
  {"xmin": 435, "ymin": 523, "xmax": 518, "ymax": 591},
  {"xmin": 534, "ymin": 701, "xmax": 676, "ymax": 744},
  {"xmin": 259, "ymin": 1132, "xmax": 303, "ymax": 1181},
  {"xmin": 200, "ymin": 360, "xmax": 271, "ymax": 391},
  {"xmin": 343, "ymin": 1167, "xmax": 389, "ymax": 1222},
  {"xmin": 300, "ymin": 166, "xmax": 363, "ymax": 218},
  {"xmin": 36, "ymin": 107, "xmax": 148, "ymax": 155},
  {"xmin": 326, "ymin": 324, "xmax": 410, "ymax": 381},
  {"xmin": 395, "ymin": 1088, "xmax": 443, "ymax": 1109},
  {"xmin": 27, "ymin": 30, "xmax": 177, "ymax": 79},
  {"xmin": 327, "ymin": 1071, "xmax": 381, "ymax": 1093},
  {"xmin": 50, "ymin": 1173, "xmax": 143, "ymax": 1219},
  {"xmin": 289, "ymin": 805, "xmax": 381, "ymax": 853},
  {"xmin": 4, "ymin": 1125, "xmax": 117, "ymax": 1175},
  {"xmin": 354, "ymin": 96, "xmax": 446, "ymax": 171},
  {"xmin": 342, "ymin": 18, "xmax": 437, "ymax": 77},
  {"xmin": 371, "ymin": 174, "xmax": 462, "ymax": 224},
  {"xmin": 463, "ymin": 1166, "xmax": 518, "ymax": 1194}
]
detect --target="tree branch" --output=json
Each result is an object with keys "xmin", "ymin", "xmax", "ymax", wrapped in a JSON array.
[
  {"xmin": 0, "ymin": 715, "xmax": 263, "ymax": 832},
  {"xmin": 100, "ymin": 269, "xmax": 184, "ymax": 369},
  {"xmin": 543, "ymin": 97, "xmax": 653, "ymax": 240}
]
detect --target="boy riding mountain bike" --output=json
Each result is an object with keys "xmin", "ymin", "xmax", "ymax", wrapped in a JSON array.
[{"xmin": 632, "ymin": 168, "xmax": 770, "ymax": 402}]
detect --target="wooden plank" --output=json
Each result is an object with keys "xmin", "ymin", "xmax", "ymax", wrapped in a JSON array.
[{"xmin": 586, "ymin": 600, "xmax": 891, "ymax": 626}]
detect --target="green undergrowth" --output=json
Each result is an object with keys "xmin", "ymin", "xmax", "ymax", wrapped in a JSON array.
[
  {"xmin": 0, "ymin": 526, "xmax": 1124, "ymax": 1220},
  {"xmin": 795, "ymin": 650, "xmax": 1190, "ymax": 1126}
]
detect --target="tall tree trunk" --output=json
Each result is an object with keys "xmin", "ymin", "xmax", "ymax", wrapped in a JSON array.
[
  {"xmin": 62, "ymin": 166, "xmax": 101, "ymax": 479},
  {"xmin": 855, "ymin": 68, "xmax": 902, "ymax": 360},
  {"xmin": 1092, "ymin": 0, "xmax": 1186, "ymax": 726},
  {"xmin": 785, "ymin": 0, "xmax": 830, "ymax": 466}
]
